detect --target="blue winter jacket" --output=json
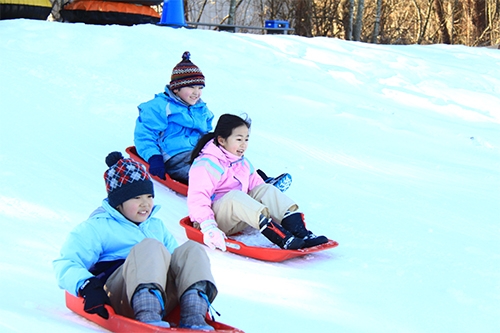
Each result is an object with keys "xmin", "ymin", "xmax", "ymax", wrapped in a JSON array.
[
  {"xmin": 53, "ymin": 199, "xmax": 178, "ymax": 296},
  {"xmin": 134, "ymin": 85, "xmax": 214, "ymax": 162}
]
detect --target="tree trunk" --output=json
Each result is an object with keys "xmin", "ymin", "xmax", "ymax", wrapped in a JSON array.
[
  {"xmin": 472, "ymin": 0, "xmax": 487, "ymax": 33},
  {"xmin": 295, "ymin": 0, "xmax": 313, "ymax": 37},
  {"xmin": 419, "ymin": 0, "xmax": 435, "ymax": 44},
  {"xmin": 344, "ymin": 0, "xmax": 355, "ymax": 40},
  {"xmin": 353, "ymin": 0, "xmax": 365, "ymax": 41},
  {"xmin": 434, "ymin": 0, "xmax": 451, "ymax": 43},
  {"xmin": 194, "ymin": 0, "xmax": 208, "ymax": 23},
  {"xmin": 371, "ymin": 0, "xmax": 383, "ymax": 43},
  {"xmin": 228, "ymin": 0, "xmax": 237, "ymax": 25},
  {"xmin": 485, "ymin": 0, "xmax": 500, "ymax": 45},
  {"xmin": 450, "ymin": 0, "xmax": 459, "ymax": 44}
]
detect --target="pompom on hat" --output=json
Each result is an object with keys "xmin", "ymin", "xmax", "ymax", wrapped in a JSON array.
[
  {"xmin": 170, "ymin": 51, "xmax": 205, "ymax": 90},
  {"xmin": 104, "ymin": 152, "xmax": 154, "ymax": 208}
]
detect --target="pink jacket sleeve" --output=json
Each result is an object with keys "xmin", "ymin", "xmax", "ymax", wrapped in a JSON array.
[{"xmin": 187, "ymin": 158, "xmax": 221, "ymax": 223}]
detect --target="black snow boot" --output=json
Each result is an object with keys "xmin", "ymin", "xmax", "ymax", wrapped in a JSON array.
[
  {"xmin": 281, "ymin": 212, "xmax": 328, "ymax": 248},
  {"xmin": 259, "ymin": 216, "xmax": 305, "ymax": 250}
]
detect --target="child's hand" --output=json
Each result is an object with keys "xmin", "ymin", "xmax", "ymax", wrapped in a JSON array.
[
  {"xmin": 200, "ymin": 220, "xmax": 227, "ymax": 251},
  {"xmin": 79, "ymin": 277, "xmax": 111, "ymax": 319},
  {"xmin": 148, "ymin": 155, "xmax": 166, "ymax": 180}
]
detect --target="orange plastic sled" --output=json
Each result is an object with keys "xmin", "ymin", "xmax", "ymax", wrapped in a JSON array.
[
  {"xmin": 126, "ymin": 146, "xmax": 188, "ymax": 196},
  {"xmin": 180, "ymin": 217, "xmax": 339, "ymax": 262},
  {"xmin": 65, "ymin": 291, "xmax": 244, "ymax": 332}
]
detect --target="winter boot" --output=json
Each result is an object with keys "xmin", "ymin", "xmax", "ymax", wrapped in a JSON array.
[
  {"xmin": 259, "ymin": 215, "xmax": 305, "ymax": 250},
  {"xmin": 257, "ymin": 169, "xmax": 292, "ymax": 192},
  {"xmin": 131, "ymin": 285, "xmax": 170, "ymax": 328},
  {"xmin": 281, "ymin": 212, "xmax": 328, "ymax": 248},
  {"xmin": 179, "ymin": 289, "xmax": 214, "ymax": 331},
  {"xmin": 267, "ymin": 173, "xmax": 292, "ymax": 192}
]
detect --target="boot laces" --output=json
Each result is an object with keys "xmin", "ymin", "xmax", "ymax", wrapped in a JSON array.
[{"xmin": 198, "ymin": 291, "xmax": 220, "ymax": 321}]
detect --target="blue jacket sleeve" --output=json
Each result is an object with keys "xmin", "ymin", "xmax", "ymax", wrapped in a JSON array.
[
  {"xmin": 134, "ymin": 97, "xmax": 168, "ymax": 162},
  {"xmin": 53, "ymin": 223, "xmax": 103, "ymax": 296}
]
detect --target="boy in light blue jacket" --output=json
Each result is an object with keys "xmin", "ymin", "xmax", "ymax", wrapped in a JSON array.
[{"xmin": 53, "ymin": 151, "xmax": 217, "ymax": 330}]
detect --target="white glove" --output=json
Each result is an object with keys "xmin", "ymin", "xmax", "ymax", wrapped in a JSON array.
[{"xmin": 200, "ymin": 220, "xmax": 227, "ymax": 251}]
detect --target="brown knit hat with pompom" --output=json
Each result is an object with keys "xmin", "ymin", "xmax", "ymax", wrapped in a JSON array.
[{"xmin": 170, "ymin": 51, "xmax": 205, "ymax": 90}]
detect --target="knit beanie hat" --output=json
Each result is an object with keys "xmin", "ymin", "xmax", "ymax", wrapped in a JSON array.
[
  {"xmin": 104, "ymin": 152, "xmax": 154, "ymax": 208},
  {"xmin": 170, "ymin": 51, "xmax": 205, "ymax": 90}
]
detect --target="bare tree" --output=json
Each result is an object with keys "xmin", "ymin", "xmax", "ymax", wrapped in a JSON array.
[
  {"xmin": 450, "ymin": 0, "xmax": 459, "ymax": 44},
  {"xmin": 310, "ymin": 0, "xmax": 344, "ymax": 37},
  {"xmin": 344, "ymin": 0, "xmax": 355, "ymax": 40},
  {"xmin": 469, "ymin": 0, "xmax": 487, "ymax": 45},
  {"xmin": 486, "ymin": 0, "xmax": 500, "ymax": 45},
  {"xmin": 192, "ymin": 0, "xmax": 208, "ymax": 23},
  {"xmin": 433, "ymin": 0, "xmax": 451, "ymax": 43},
  {"xmin": 295, "ymin": 0, "xmax": 313, "ymax": 37},
  {"xmin": 421, "ymin": 0, "xmax": 436, "ymax": 44},
  {"xmin": 181, "ymin": 0, "xmax": 500, "ymax": 45},
  {"xmin": 353, "ymin": 0, "xmax": 365, "ymax": 41},
  {"xmin": 371, "ymin": 0, "xmax": 383, "ymax": 43}
]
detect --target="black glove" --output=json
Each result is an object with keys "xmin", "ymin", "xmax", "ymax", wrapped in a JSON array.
[
  {"xmin": 79, "ymin": 277, "xmax": 111, "ymax": 319},
  {"xmin": 148, "ymin": 155, "xmax": 166, "ymax": 180}
]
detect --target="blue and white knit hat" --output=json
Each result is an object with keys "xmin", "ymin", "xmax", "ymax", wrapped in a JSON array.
[
  {"xmin": 170, "ymin": 51, "xmax": 205, "ymax": 90},
  {"xmin": 104, "ymin": 152, "xmax": 154, "ymax": 208}
]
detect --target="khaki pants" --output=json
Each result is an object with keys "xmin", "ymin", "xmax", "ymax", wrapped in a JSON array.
[
  {"xmin": 212, "ymin": 183, "xmax": 298, "ymax": 235},
  {"xmin": 104, "ymin": 239, "xmax": 216, "ymax": 318}
]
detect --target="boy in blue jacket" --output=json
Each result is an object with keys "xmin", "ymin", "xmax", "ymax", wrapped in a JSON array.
[
  {"xmin": 53, "ymin": 152, "xmax": 217, "ymax": 330},
  {"xmin": 134, "ymin": 51, "xmax": 291, "ymax": 191},
  {"xmin": 134, "ymin": 51, "xmax": 212, "ymax": 185}
]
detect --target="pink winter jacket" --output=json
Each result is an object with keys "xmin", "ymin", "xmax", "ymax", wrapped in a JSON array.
[{"xmin": 188, "ymin": 139, "xmax": 264, "ymax": 223}]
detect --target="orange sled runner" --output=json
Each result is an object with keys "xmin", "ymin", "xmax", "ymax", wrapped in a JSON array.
[
  {"xmin": 65, "ymin": 291, "xmax": 244, "ymax": 332},
  {"xmin": 180, "ymin": 217, "xmax": 339, "ymax": 262}
]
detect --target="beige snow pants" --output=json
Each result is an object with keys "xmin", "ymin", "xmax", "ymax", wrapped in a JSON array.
[
  {"xmin": 212, "ymin": 183, "xmax": 299, "ymax": 235},
  {"xmin": 104, "ymin": 238, "xmax": 216, "ymax": 318}
]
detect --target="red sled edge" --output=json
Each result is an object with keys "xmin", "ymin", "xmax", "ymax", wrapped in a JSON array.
[
  {"xmin": 125, "ymin": 146, "xmax": 188, "ymax": 196},
  {"xmin": 179, "ymin": 217, "xmax": 339, "ymax": 262},
  {"xmin": 65, "ymin": 291, "xmax": 244, "ymax": 333}
]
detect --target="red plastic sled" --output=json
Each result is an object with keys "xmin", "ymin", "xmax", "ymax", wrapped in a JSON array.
[
  {"xmin": 126, "ymin": 146, "xmax": 188, "ymax": 196},
  {"xmin": 65, "ymin": 291, "xmax": 244, "ymax": 332},
  {"xmin": 180, "ymin": 217, "xmax": 339, "ymax": 262}
]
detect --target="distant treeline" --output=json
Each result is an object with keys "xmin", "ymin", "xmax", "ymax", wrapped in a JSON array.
[{"xmin": 183, "ymin": 0, "xmax": 500, "ymax": 46}]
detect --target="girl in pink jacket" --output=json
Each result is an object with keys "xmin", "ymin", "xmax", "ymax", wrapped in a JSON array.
[{"xmin": 187, "ymin": 114, "xmax": 327, "ymax": 251}]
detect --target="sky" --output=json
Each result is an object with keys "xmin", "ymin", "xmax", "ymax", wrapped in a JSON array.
[{"xmin": 1, "ymin": 18, "xmax": 499, "ymax": 333}]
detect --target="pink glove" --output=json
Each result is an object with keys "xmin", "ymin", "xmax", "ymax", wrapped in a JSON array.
[{"xmin": 200, "ymin": 220, "xmax": 227, "ymax": 251}]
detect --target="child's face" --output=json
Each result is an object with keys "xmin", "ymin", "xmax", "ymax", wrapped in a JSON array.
[
  {"xmin": 218, "ymin": 125, "xmax": 249, "ymax": 157},
  {"xmin": 117, "ymin": 194, "xmax": 154, "ymax": 223},
  {"xmin": 174, "ymin": 85, "xmax": 203, "ymax": 105}
]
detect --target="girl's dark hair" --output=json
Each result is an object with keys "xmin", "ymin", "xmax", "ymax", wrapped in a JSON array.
[{"xmin": 190, "ymin": 113, "xmax": 251, "ymax": 163}]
